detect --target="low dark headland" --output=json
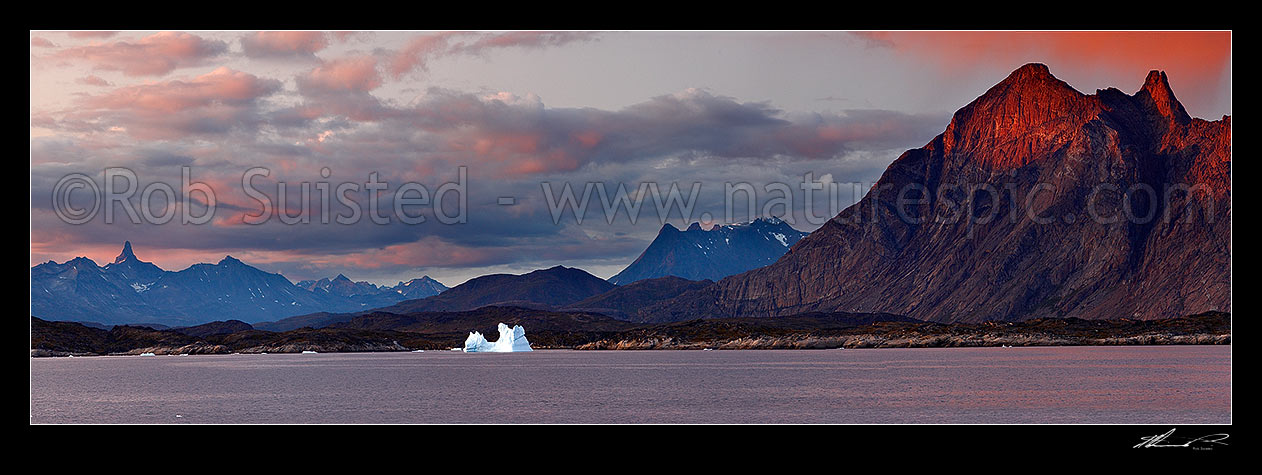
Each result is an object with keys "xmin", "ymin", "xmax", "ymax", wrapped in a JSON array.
[
  {"xmin": 31, "ymin": 309, "xmax": 1229, "ymax": 356},
  {"xmin": 574, "ymin": 311, "xmax": 1231, "ymax": 350}
]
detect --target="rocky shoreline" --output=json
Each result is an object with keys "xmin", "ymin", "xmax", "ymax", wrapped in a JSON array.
[
  {"xmin": 576, "ymin": 332, "xmax": 1230, "ymax": 350},
  {"xmin": 574, "ymin": 312, "xmax": 1232, "ymax": 350},
  {"xmin": 32, "ymin": 311, "xmax": 1229, "ymax": 356}
]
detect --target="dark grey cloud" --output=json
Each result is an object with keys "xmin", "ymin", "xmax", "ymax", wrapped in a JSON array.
[{"xmin": 32, "ymin": 73, "xmax": 947, "ymax": 281}]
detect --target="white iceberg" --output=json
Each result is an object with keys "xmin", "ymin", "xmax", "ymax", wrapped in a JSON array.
[{"xmin": 463, "ymin": 323, "xmax": 533, "ymax": 352}]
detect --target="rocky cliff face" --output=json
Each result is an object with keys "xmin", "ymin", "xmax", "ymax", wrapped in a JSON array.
[{"xmin": 641, "ymin": 64, "xmax": 1230, "ymax": 323}]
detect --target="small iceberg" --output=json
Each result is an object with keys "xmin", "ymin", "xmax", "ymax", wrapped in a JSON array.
[
  {"xmin": 138, "ymin": 352, "xmax": 156, "ymax": 357},
  {"xmin": 412, "ymin": 349, "xmax": 425, "ymax": 353},
  {"xmin": 301, "ymin": 350, "xmax": 318, "ymax": 354},
  {"xmin": 463, "ymin": 323, "xmax": 533, "ymax": 352}
]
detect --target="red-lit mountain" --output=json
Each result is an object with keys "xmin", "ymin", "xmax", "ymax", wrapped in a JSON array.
[{"xmin": 639, "ymin": 64, "xmax": 1230, "ymax": 323}]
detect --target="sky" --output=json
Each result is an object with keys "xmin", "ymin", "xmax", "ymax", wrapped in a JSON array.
[{"xmin": 29, "ymin": 30, "xmax": 1232, "ymax": 286}]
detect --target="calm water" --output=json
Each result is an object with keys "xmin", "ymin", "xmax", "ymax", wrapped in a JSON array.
[{"xmin": 30, "ymin": 346, "xmax": 1231, "ymax": 424}]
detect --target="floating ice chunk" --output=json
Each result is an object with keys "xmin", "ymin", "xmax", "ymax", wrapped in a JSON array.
[
  {"xmin": 463, "ymin": 323, "xmax": 533, "ymax": 352},
  {"xmin": 139, "ymin": 352, "xmax": 156, "ymax": 357},
  {"xmin": 301, "ymin": 350, "xmax": 318, "ymax": 354}
]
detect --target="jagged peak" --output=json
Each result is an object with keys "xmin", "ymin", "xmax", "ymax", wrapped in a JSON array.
[
  {"xmin": 1136, "ymin": 69, "xmax": 1191, "ymax": 124},
  {"xmin": 1004, "ymin": 63, "xmax": 1053, "ymax": 82},
  {"xmin": 399, "ymin": 275, "xmax": 445, "ymax": 288},
  {"xmin": 68, "ymin": 256, "xmax": 98, "ymax": 266},
  {"xmin": 987, "ymin": 63, "xmax": 1081, "ymax": 98},
  {"xmin": 660, "ymin": 222, "xmax": 679, "ymax": 233},
  {"xmin": 113, "ymin": 241, "xmax": 137, "ymax": 264},
  {"xmin": 218, "ymin": 255, "xmax": 242, "ymax": 265},
  {"xmin": 686, "ymin": 222, "xmax": 703, "ymax": 231},
  {"xmin": 720, "ymin": 216, "xmax": 794, "ymax": 231},
  {"xmin": 332, "ymin": 273, "xmax": 352, "ymax": 282},
  {"xmin": 940, "ymin": 63, "xmax": 1094, "ymax": 164},
  {"xmin": 1142, "ymin": 70, "xmax": 1171, "ymax": 92},
  {"xmin": 748, "ymin": 216, "xmax": 786, "ymax": 226}
]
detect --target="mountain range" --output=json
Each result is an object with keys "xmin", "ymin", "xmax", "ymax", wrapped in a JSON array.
[
  {"xmin": 260, "ymin": 265, "xmax": 621, "ymax": 330},
  {"xmin": 635, "ymin": 64, "xmax": 1231, "ymax": 323},
  {"xmin": 30, "ymin": 242, "xmax": 448, "ymax": 326},
  {"xmin": 608, "ymin": 217, "xmax": 807, "ymax": 285},
  {"xmin": 296, "ymin": 274, "xmax": 449, "ymax": 307}
]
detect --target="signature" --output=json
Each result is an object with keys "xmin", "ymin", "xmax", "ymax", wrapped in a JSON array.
[{"xmin": 1134, "ymin": 428, "xmax": 1229, "ymax": 449}]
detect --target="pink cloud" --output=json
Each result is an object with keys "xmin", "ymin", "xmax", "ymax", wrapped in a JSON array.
[
  {"xmin": 241, "ymin": 31, "xmax": 329, "ymax": 58},
  {"xmin": 75, "ymin": 75, "xmax": 112, "ymax": 87},
  {"xmin": 330, "ymin": 237, "xmax": 499, "ymax": 269},
  {"xmin": 388, "ymin": 32, "xmax": 465, "ymax": 79},
  {"xmin": 298, "ymin": 56, "xmax": 382, "ymax": 92},
  {"xmin": 388, "ymin": 31, "xmax": 597, "ymax": 79},
  {"xmin": 52, "ymin": 31, "xmax": 228, "ymax": 76},
  {"xmin": 330, "ymin": 31, "xmax": 368, "ymax": 43},
  {"xmin": 84, "ymin": 67, "xmax": 280, "ymax": 113},
  {"xmin": 57, "ymin": 67, "xmax": 281, "ymax": 139},
  {"xmin": 66, "ymin": 31, "xmax": 117, "ymax": 39},
  {"xmin": 456, "ymin": 31, "xmax": 596, "ymax": 55},
  {"xmin": 31, "ymin": 36, "xmax": 56, "ymax": 48}
]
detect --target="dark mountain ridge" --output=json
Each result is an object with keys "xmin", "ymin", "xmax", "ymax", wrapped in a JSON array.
[
  {"xmin": 373, "ymin": 265, "xmax": 616, "ymax": 315},
  {"xmin": 609, "ymin": 217, "xmax": 808, "ymax": 285}
]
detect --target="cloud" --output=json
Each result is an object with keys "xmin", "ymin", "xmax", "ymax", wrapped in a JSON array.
[
  {"xmin": 83, "ymin": 66, "xmax": 281, "ymax": 113},
  {"xmin": 297, "ymin": 55, "xmax": 382, "ymax": 93},
  {"xmin": 50, "ymin": 31, "xmax": 228, "ymax": 76},
  {"xmin": 241, "ymin": 31, "xmax": 329, "ymax": 59},
  {"xmin": 31, "ymin": 36, "xmax": 56, "ymax": 48},
  {"xmin": 383, "ymin": 87, "xmax": 945, "ymax": 177},
  {"xmin": 388, "ymin": 31, "xmax": 597, "ymax": 79},
  {"xmin": 75, "ymin": 75, "xmax": 112, "ymax": 87},
  {"xmin": 66, "ymin": 31, "xmax": 117, "ymax": 39},
  {"xmin": 32, "ymin": 33, "xmax": 943, "ymax": 280},
  {"xmin": 453, "ymin": 31, "xmax": 597, "ymax": 56},
  {"xmin": 58, "ymin": 67, "xmax": 282, "ymax": 139},
  {"xmin": 388, "ymin": 31, "xmax": 466, "ymax": 79}
]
